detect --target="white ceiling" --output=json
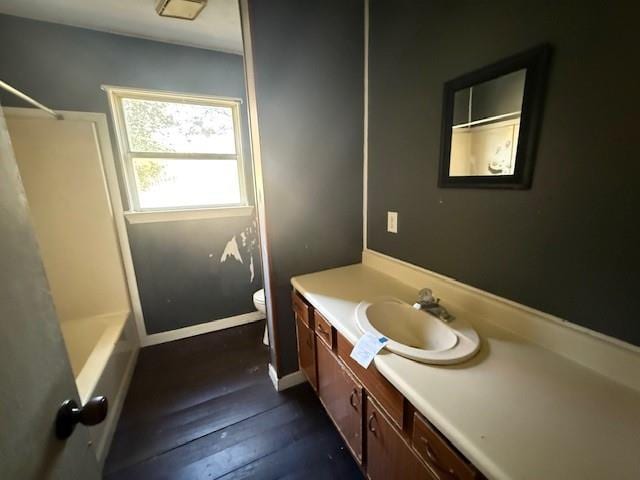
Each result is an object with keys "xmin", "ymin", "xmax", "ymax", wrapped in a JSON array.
[{"xmin": 0, "ymin": 0, "xmax": 243, "ymax": 54}]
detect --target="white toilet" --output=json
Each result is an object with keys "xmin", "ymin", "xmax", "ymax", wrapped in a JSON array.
[{"xmin": 253, "ymin": 289, "xmax": 269, "ymax": 345}]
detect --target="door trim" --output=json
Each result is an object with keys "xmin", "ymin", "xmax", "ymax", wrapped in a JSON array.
[{"xmin": 239, "ymin": 0, "xmax": 283, "ymax": 375}]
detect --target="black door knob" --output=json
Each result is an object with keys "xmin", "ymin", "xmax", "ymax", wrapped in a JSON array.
[{"xmin": 55, "ymin": 396, "xmax": 108, "ymax": 439}]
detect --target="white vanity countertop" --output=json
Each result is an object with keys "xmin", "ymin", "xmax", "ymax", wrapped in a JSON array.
[{"xmin": 291, "ymin": 264, "xmax": 640, "ymax": 480}]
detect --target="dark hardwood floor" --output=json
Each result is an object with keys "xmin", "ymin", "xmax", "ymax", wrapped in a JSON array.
[{"xmin": 104, "ymin": 320, "xmax": 363, "ymax": 480}]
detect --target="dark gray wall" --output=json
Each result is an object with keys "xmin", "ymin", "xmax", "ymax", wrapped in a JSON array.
[
  {"xmin": 248, "ymin": 0, "xmax": 364, "ymax": 374},
  {"xmin": 128, "ymin": 218, "xmax": 261, "ymax": 334},
  {"xmin": 0, "ymin": 14, "xmax": 261, "ymax": 334},
  {"xmin": 368, "ymin": 0, "xmax": 640, "ymax": 345}
]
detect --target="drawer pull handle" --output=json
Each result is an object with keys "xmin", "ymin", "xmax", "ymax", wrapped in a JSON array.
[
  {"xmin": 349, "ymin": 389, "xmax": 358, "ymax": 409},
  {"xmin": 367, "ymin": 413, "xmax": 377, "ymax": 435},
  {"xmin": 317, "ymin": 323, "xmax": 327, "ymax": 334},
  {"xmin": 420, "ymin": 436, "xmax": 458, "ymax": 479}
]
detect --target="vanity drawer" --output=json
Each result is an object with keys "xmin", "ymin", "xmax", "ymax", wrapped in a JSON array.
[
  {"xmin": 336, "ymin": 331, "xmax": 404, "ymax": 428},
  {"xmin": 292, "ymin": 290, "xmax": 312, "ymax": 328},
  {"xmin": 314, "ymin": 310, "xmax": 334, "ymax": 349},
  {"xmin": 412, "ymin": 413, "xmax": 478, "ymax": 480}
]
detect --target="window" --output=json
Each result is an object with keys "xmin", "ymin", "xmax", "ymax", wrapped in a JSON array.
[{"xmin": 107, "ymin": 87, "xmax": 246, "ymax": 212}]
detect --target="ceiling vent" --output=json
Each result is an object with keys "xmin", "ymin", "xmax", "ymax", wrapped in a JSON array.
[{"xmin": 156, "ymin": 0, "xmax": 207, "ymax": 21}]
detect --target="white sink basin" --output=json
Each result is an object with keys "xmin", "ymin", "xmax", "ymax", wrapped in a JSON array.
[{"xmin": 355, "ymin": 297, "xmax": 480, "ymax": 364}]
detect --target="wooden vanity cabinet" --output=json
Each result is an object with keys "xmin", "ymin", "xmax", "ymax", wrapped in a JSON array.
[
  {"xmin": 316, "ymin": 338, "xmax": 363, "ymax": 464},
  {"xmin": 366, "ymin": 397, "xmax": 436, "ymax": 480}
]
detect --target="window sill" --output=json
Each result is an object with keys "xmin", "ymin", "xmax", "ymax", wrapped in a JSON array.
[{"xmin": 124, "ymin": 206, "xmax": 254, "ymax": 224}]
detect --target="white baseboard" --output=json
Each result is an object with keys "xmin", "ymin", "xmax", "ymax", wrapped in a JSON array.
[
  {"xmin": 268, "ymin": 363, "xmax": 307, "ymax": 391},
  {"xmin": 142, "ymin": 311, "xmax": 265, "ymax": 347},
  {"xmin": 363, "ymin": 248, "xmax": 640, "ymax": 391}
]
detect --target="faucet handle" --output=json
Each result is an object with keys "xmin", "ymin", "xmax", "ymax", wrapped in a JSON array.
[{"xmin": 417, "ymin": 288, "xmax": 435, "ymax": 304}]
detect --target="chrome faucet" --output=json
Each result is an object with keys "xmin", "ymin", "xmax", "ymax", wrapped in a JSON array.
[{"xmin": 412, "ymin": 288, "xmax": 454, "ymax": 323}]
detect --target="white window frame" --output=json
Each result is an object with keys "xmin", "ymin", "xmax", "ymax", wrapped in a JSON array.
[{"xmin": 104, "ymin": 86, "xmax": 249, "ymax": 219}]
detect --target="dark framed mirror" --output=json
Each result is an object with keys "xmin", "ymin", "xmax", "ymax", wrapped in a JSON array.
[{"xmin": 438, "ymin": 45, "xmax": 552, "ymax": 189}]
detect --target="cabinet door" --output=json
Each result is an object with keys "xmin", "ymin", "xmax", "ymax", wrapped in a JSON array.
[
  {"xmin": 336, "ymin": 332, "xmax": 404, "ymax": 428},
  {"xmin": 295, "ymin": 314, "xmax": 317, "ymax": 391},
  {"xmin": 366, "ymin": 397, "xmax": 435, "ymax": 480},
  {"xmin": 317, "ymin": 339, "xmax": 363, "ymax": 464}
]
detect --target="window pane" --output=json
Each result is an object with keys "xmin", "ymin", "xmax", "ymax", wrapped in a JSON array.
[
  {"xmin": 132, "ymin": 158, "xmax": 241, "ymax": 209},
  {"xmin": 122, "ymin": 98, "xmax": 236, "ymax": 154}
]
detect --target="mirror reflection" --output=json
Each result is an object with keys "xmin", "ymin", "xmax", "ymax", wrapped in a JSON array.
[{"xmin": 449, "ymin": 69, "xmax": 526, "ymax": 176}]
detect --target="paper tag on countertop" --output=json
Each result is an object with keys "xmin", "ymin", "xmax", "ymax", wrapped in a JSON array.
[{"xmin": 350, "ymin": 332, "xmax": 389, "ymax": 368}]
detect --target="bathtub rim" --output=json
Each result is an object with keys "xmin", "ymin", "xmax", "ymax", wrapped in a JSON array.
[{"xmin": 75, "ymin": 310, "xmax": 129, "ymax": 404}]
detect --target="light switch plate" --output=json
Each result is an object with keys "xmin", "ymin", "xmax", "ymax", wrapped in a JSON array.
[{"xmin": 387, "ymin": 211, "xmax": 398, "ymax": 233}]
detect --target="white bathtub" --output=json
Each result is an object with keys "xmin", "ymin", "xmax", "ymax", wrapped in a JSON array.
[{"xmin": 59, "ymin": 311, "xmax": 139, "ymax": 465}]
